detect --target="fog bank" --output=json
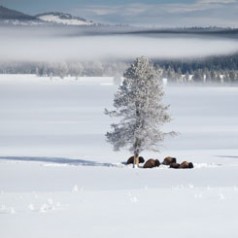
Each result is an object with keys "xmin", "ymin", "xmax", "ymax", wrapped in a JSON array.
[{"xmin": 1, "ymin": 27, "xmax": 238, "ymax": 62}]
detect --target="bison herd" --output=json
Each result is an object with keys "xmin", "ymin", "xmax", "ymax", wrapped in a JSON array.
[{"xmin": 126, "ymin": 156, "xmax": 194, "ymax": 169}]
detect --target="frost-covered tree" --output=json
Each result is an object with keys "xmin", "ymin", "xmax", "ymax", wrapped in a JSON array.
[
  {"xmin": 105, "ymin": 57, "xmax": 175, "ymax": 168},
  {"xmin": 193, "ymin": 69, "xmax": 203, "ymax": 82}
]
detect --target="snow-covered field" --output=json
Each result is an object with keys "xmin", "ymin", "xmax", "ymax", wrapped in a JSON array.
[{"xmin": 0, "ymin": 75, "xmax": 238, "ymax": 238}]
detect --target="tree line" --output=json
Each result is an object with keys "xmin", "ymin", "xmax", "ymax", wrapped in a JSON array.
[
  {"xmin": 0, "ymin": 52, "xmax": 238, "ymax": 83},
  {"xmin": 155, "ymin": 53, "xmax": 238, "ymax": 83}
]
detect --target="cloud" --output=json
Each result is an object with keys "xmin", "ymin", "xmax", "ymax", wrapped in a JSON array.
[
  {"xmin": 72, "ymin": 1, "xmax": 238, "ymax": 27},
  {"xmin": 198, "ymin": 0, "xmax": 237, "ymax": 4},
  {"xmin": 81, "ymin": 6, "xmax": 118, "ymax": 16}
]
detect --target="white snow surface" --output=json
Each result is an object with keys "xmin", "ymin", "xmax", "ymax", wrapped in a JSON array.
[{"xmin": 0, "ymin": 75, "xmax": 238, "ymax": 238}]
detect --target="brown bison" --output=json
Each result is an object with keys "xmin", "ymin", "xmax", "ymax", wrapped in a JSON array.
[
  {"xmin": 179, "ymin": 161, "xmax": 194, "ymax": 169},
  {"xmin": 162, "ymin": 156, "xmax": 177, "ymax": 166},
  {"xmin": 126, "ymin": 156, "xmax": 145, "ymax": 165},
  {"xmin": 169, "ymin": 162, "xmax": 180, "ymax": 169},
  {"xmin": 143, "ymin": 159, "xmax": 160, "ymax": 169}
]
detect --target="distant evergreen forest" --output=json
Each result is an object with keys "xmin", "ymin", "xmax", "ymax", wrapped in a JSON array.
[
  {"xmin": 155, "ymin": 53, "xmax": 238, "ymax": 72},
  {"xmin": 155, "ymin": 53, "xmax": 238, "ymax": 83},
  {"xmin": 0, "ymin": 52, "xmax": 238, "ymax": 83}
]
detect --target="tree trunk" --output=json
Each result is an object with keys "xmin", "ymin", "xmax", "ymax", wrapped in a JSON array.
[
  {"xmin": 133, "ymin": 153, "xmax": 139, "ymax": 168},
  {"xmin": 133, "ymin": 140, "xmax": 140, "ymax": 168}
]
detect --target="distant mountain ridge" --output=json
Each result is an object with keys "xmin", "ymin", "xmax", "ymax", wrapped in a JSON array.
[
  {"xmin": 0, "ymin": 5, "xmax": 94, "ymax": 26},
  {"xmin": 0, "ymin": 5, "xmax": 237, "ymax": 32},
  {"xmin": 36, "ymin": 12, "xmax": 94, "ymax": 26},
  {"xmin": 0, "ymin": 5, "xmax": 36, "ymax": 20}
]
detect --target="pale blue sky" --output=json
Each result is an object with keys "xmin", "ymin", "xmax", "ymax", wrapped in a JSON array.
[{"xmin": 1, "ymin": 0, "xmax": 237, "ymax": 27}]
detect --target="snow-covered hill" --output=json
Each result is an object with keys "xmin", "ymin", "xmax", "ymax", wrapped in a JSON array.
[{"xmin": 36, "ymin": 12, "xmax": 94, "ymax": 26}]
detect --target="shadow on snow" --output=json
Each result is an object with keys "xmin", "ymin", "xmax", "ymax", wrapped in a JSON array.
[
  {"xmin": 216, "ymin": 155, "xmax": 238, "ymax": 159},
  {"xmin": 0, "ymin": 156, "xmax": 118, "ymax": 167}
]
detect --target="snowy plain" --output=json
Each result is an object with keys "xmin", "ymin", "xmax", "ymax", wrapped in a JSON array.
[{"xmin": 0, "ymin": 75, "xmax": 238, "ymax": 238}]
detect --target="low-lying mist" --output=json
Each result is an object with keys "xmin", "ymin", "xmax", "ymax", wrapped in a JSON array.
[{"xmin": 1, "ymin": 26, "xmax": 238, "ymax": 63}]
